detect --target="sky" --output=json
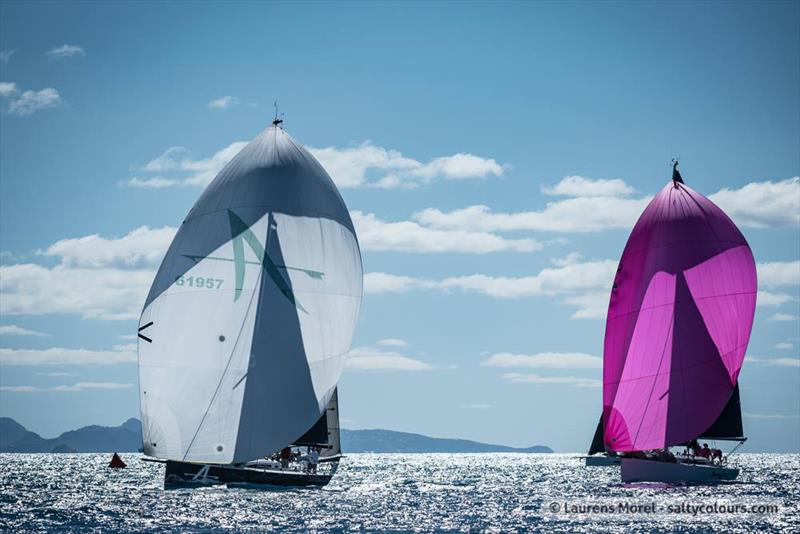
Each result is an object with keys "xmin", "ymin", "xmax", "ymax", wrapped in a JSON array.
[{"xmin": 0, "ymin": 1, "xmax": 798, "ymax": 453}]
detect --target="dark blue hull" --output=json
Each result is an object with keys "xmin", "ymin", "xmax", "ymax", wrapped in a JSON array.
[{"xmin": 163, "ymin": 460, "xmax": 335, "ymax": 488}]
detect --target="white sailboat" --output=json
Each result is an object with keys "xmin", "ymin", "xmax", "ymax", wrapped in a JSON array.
[{"xmin": 137, "ymin": 116, "xmax": 362, "ymax": 487}]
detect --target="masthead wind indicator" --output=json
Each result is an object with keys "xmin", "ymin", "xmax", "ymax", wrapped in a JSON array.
[{"xmin": 671, "ymin": 159, "xmax": 684, "ymax": 185}]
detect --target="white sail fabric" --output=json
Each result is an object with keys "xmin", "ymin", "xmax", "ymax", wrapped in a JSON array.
[
  {"xmin": 138, "ymin": 125, "xmax": 362, "ymax": 464},
  {"xmin": 139, "ymin": 214, "xmax": 270, "ymax": 463}
]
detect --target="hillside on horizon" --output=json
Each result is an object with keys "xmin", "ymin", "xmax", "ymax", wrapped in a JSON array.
[{"xmin": 0, "ymin": 417, "xmax": 552, "ymax": 454}]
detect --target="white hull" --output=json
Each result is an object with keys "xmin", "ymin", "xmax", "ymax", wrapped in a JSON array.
[
  {"xmin": 584, "ymin": 455, "xmax": 621, "ymax": 467},
  {"xmin": 621, "ymin": 457, "xmax": 738, "ymax": 483}
]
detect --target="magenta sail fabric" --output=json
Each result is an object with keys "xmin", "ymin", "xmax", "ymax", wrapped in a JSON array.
[{"xmin": 603, "ymin": 181, "xmax": 756, "ymax": 452}]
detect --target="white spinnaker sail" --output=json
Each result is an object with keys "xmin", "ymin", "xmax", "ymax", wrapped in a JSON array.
[
  {"xmin": 138, "ymin": 213, "xmax": 269, "ymax": 463},
  {"xmin": 138, "ymin": 125, "xmax": 362, "ymax": 464}
]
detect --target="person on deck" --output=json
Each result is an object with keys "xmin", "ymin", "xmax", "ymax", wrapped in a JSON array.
[
  {"xmin": 307, "ymin": 446, "xmax": 320, "ymax": 474},
  {"xmin": 279, "ymin": 447, "xmax": 292, "ymax": 468},
  {"xmin": 697, "ymin": 443, "xmax": 711, "ymax": 459}
]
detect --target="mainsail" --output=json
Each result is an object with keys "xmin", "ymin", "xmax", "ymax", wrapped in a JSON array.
[
  {"xmin": 588, "ymin": 415, "xmax": 605, "ymax": 455},
  {"xmin": 698, "ymin": 384, "xmax": 744, "ymax": 441},
  {"xmin": 292, "ymin": 387, "xmax": 341, "ymax": 458},
  {"xmin": 602, "ymin": 175, "xmax": 756, "ymax": 452},
  {"xmin": 138, "ymin": 124, "xmax": 362, "ymax": 464}
]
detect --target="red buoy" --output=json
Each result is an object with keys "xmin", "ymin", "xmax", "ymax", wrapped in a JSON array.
[{"xmin": 109, "ymin": 452, "xmax": 126, "ymax": 468}]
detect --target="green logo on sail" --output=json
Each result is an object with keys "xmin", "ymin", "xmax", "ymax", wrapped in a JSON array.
[{"xmin": 183, "ymin": 211, "xmax": 323, "ymax": 313}]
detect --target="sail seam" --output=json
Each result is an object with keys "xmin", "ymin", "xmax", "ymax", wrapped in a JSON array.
[
  {"xmin": 608, "ymin": 289, "xmax": 756, "ymax": 321},
  {"xmin": 604, "ymin": 340, "xmax": 750, "ymax": 387}
]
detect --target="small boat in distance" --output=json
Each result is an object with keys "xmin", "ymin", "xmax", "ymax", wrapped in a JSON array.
[
  {"xmin": 137, "ymin": 115, "xmax": 363, "ymax": 488},
  {"xmin": 601, "ymin": 162, "xmax": 756, "ymax": 484},
  {"xmin": 108, "ymin": 452, "xmax": 126, "ymax": 468}
]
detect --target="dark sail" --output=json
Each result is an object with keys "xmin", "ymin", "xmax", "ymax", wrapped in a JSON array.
[
  {"xmin": 321, "ymin": 388, "xmax": 341, "ymax": 458},
  {"xmin": 698, "ymin": 384, "xmax": 744, "ymax": 440},
  {"xmin": 292, "ymin": 388, "xmax": 341, "ymax": 454},
  {"xmin": 588, "ymin": 416, "xmax": 605, "ymax": 455},
  {"xmin": 293, "ymin": 411, "xmax": 328, "ymax": 446}
]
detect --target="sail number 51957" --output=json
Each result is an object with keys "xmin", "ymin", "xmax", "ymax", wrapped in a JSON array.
[{"xmin": 175, "ymin": 276, "xmax": 223, "ymax": 289}]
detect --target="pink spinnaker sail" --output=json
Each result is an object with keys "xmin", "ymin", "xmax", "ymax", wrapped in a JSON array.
[{"xmin": 603, "ymin": 181, "xmax": 756, "ymax": 452}]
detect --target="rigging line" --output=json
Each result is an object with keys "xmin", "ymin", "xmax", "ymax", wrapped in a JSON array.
[
  {"xmin": 181, "ymin": 219, "xmax": 269, "ymax": 461},
  {"xmin": 630, "ymin": 310, "xmax": 675, "ymax": 449}
]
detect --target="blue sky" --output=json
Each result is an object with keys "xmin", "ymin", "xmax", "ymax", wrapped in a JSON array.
[{"xmin": 1, "ymin": 1, "xmax": 798, "ymax": 452}]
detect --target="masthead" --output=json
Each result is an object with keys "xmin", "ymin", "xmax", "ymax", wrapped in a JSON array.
[
  {"xmin": 671, "ymin": 159, "xmax": 684, "ymax": 186},
  {"xmin": 272, "ymin": 99, "xmax": 284, "ymax": 127}
]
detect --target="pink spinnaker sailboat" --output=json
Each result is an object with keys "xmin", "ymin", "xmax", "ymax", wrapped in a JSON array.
[{"xmin": 602, "ymin": 163, "xmax": 757, "ymax": 483}]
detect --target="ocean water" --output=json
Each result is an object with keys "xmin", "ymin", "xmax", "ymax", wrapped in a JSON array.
[{"xmin": 1, "ymin": 453, "xmax": 797, "ymax": 532}]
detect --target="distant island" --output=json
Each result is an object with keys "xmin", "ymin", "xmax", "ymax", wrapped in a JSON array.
[{"xmin": 0, "ymin": 417, "xmax": 552, "ymax": 454}]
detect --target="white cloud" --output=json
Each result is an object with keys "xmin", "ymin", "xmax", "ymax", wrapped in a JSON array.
[
  {"xmin": 0, "ymin": 49, "xmax": 15, "ymax": 63},
  {"xmin": 773, "ymin": 342, "xmax": 794, "ymax": 350},
  {"xmin": 46, "ymin": 44, "xmax": 85, "ymax": 59},
  {"xmin": 482, "ymin": 352, "xmax": 602, "ymax": 369},
  {"xmin": 0, "ymin": 226, "xmax": 175, "ymax": 320},
  {"xmin": 710, "ymin": 177, "xmax": 800, "ymax": 228},
  {"xmin": 503, "ymin": 372, "xmax": 601, "ymax": 388},
  {"xmin": 377, "ymin": 338, "xmax": 408, "ymax": 347},
  {"xmin": 0, "ymin": 344, "xmax": 137, "ymax": 365},
  {"xmin": 129, "ymin": 139, "xmax": 506, "ymax": 190},
  {"xmin": 352, "ymin": 211, "xmax": 540, "ymax": 254},
  {"xmin": 413, "ymin": 197, "xmax": 651, "ymax": 234},
  {"xmin": 37, "ymin": 372, "xmax": 78, "ymax": 377},
  {"xmin": 364, "ymin": 260, "xmax": 616, "ymax": 320},
  {"xmin": 0, "ymin": 325, "xmax": 49, "ymax": 338},
  {"xmin": 757, "ymin": 291, "xmax": 794, "ymax": 307},
  {"xmin": 0, "ymin": 382, "xmax": 132, "ymax": 393},
  {"xmin": 743, "ymin": 412, "xmax": 800, "ymax": 419},
  {"xmin": 542, "ymin": 175, "xmax": 634, "ymax": 197},
  {"xmin": 0, "ymin": 263, "xmax": 152, "ymax": 320},
  {"xmin": 437, "ymin": 260, "xmax": 617, "ymax": 299},
  {"xmin": 562, "ymin": 292, "xmax": 609, "ymax": 319},
  {"xmin": 126, "ymin": 142, "xmax": 248, "ymax": 188},
  {"xmin": 767, "ymin": 358, "xmax": 800, "ymax": 367},
  {"xmin": 551, "ymin": 252, "xmax": 584, "ymax": 267},
  {"xmin": 413, "ymin": 177, "xmax": 799, "ymax": 234},
  {"xmin": 142, "ymin": 146, "xmax": 192, "ymax": 173},
  {"xmin": 364, "ymin": 255, "xmax": 794, "ymax": 320},
  {"xmin": 769, "ymin": 313, "xmax": 798, "ymax": 322},
  {"xmin": 363, "ymin": 272, "xmax": 437, "ymax": 295},
  {"xmin": 747, "ymin": 356, "xmax": 800, "ymax": 367},
  {"xmin": 42, "ymin": 225, "xmax": 176, "ymax": 269},
  {"xmin": 758, "ymin": 261, "xmax": 800, "ymax": 288},
  {"xmin": 161, "ymin": 142, "xmax": 248, "ymax": 187},
  {"xmin": 208, "ymin": 96, "xmax": 239, "ymax": 109},
  {"xmin": 346, "ymin": 346, "xmax": 432, "ymax": 371},
  {"xmin": 0, "ymin": 82, "xmax": 16, "ymax": 97},
  {"xmin": 463, "ymin": 403, "xmax": 492, "ymax": 409},
  {"xmin": 308, "ymin": 141, "xmax": 507, "ymax": 189},
  {"xmin": 0, "ymin": 82, "xmax": 62, "ymax": 116},
  {"xmin": 123, "ymin": 176, "xmax": 180, "ymax": 189}
]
